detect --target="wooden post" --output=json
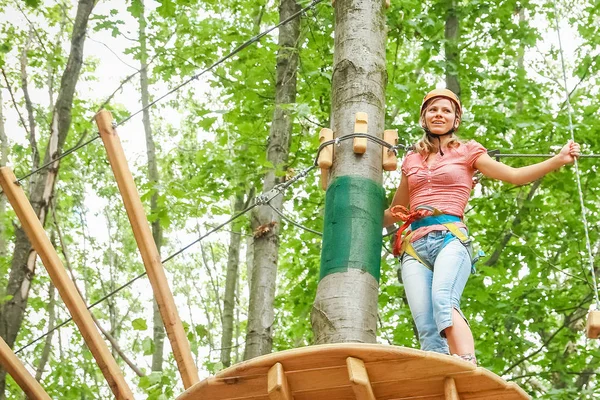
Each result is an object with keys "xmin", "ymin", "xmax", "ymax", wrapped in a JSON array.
[
  {"xmin": 0, "ymin": 167, "xmax": 134, "ymax": 400},
  {"xmin": 95, "ymin": 110, "xmax": 199, "ymax": 389},
  {"xmin": 267, "ymin": 363, "xmax": 292, "ymax": 400},
  {"xmin": 346, "ymin": 357, "xmax": 375, "ymax": 400},
  {"xmin": 0, "ymin": 336, "xmax": 51, "ymax": 400},
  {"xmin": 444, "ymin": 377, "xmax": 460, "ymax": 400}
]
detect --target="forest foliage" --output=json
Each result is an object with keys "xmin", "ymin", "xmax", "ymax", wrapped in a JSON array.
[{"xmin": 0, "ymin": 0, "xmax": 598, "ymax": 398}]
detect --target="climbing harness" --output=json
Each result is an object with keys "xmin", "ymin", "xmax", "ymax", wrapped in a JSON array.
[{"xmin": 391, "ymin": 205, "xmax": 483, "ymax": 273}]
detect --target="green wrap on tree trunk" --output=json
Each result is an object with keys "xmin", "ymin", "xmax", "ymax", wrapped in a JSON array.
[{"xmin": 320, "ymin": 175, "xmax": 385, "ymax": 282}]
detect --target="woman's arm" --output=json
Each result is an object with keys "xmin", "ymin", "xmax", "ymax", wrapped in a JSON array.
[
  {"xmin": 474, "ymin": 141, "xmax": 580, "ymax": 185},
  {"xmin": 383, "ymin": 172, "xmax": 410, "ymax": 228}
]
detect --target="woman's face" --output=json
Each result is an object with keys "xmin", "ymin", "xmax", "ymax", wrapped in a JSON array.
[{"xmin": 423, "ymin": 98, "xmax": 460, "ymax": 134}]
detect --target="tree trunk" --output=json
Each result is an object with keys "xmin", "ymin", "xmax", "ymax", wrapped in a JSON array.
[
  {"xmin": 311, "ymin": 0, "xmax": 387, "ymax": 344},
  {"xmin": 34, "ymin": 282, "xmax": 56, "ymax": 381},
  {"xmin": 244, "ymin": 0, "xmax": 301, "ymax": 360},
  {"xmin": 444, "ymin": 0, "xmax": 460, "ymax": 97},
  {"xmin": 20, "ymin": 28, "xmax": 39, "ymax": 172},
  {"xmin": 137, "ymin": 0, "xmax": 165, "ymax": 373},
  {"xmin": 0, "ymin": 0, "xmax": 94, "ymax": 397},
  {"xmin": 221, "ymin": 193, "xmax": 245, "ymax": 367}
]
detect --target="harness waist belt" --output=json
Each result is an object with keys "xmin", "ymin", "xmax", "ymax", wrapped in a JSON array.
[{"xmin": 410, "ymin": 214, "xmax": 461, "ymax": 231}]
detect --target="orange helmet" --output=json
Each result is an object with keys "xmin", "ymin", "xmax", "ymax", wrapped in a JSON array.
[{"xmin": 420, "ymin": 88, "xmax": 462, "ymax": 117}]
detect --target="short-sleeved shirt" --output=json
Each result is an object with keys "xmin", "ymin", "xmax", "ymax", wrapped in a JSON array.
[{"xmin": 401, "ymin": 140, "xmax": 487, "ymax": 241}]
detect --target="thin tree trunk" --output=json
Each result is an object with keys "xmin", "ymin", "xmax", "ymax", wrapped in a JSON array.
[
  {"xmin": 20, "ymin": 28, "xmax": 39, "ymax": 171},
  {"xmin": 34, "ymin": 282, "xmax": 56, "ymax": 381},
  {"xmin": 311, "ymin": 0, "xmax": 387, "ymax": 344},
  {"xmin": 0, "ymin": 1, "xmax": 94, "ymax": 397},
  {"xmin": 137, "ymin": 0, "xmax": 165, "ymax": 372},
  {"xmin": 445, "ymin": 0, "xmax": 460, "ymax": 96},
  {"xmin": 244, "ymin": 0, "xmax": 301, "ymax": 360},
  {"xmin": 221, "ymin": 194, "xmax": 245, "ymax": 367}
]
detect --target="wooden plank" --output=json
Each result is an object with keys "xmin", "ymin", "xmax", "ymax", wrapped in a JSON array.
[
  {"xmin": 585, "ymin": 310, "xmax": 600, "ymax": 339},
  {"xmin": 0, "ymin": 336, "xmax": 51, "ymax": 400},
  {"xmin": 453, "ymin": 369, "xmax": 511, "ymax": 393},
  {"xmin": 177, "ymin": 374, "xmax": 267, "ymax": 400},
  {"xmin": 95, "ymin": 110, "xmax": 199, "ymax": 389},
  {"xmin": 444, "ymin": 377, "xmax": 459, "ymax": 400},
  {"xmin": 217, "ymin": 343, "xmax": 426, "ymax": 378},
  {"xmin": 347, "ymin": 357, "xmax": 375, "ymax": 400},
  {"xmin": 0, "ymin": 167, "xmax": 134, "ymax": 400},
  {"xmin": 268, "ymin": 363, "xmax": 293, "ymax": 400}
]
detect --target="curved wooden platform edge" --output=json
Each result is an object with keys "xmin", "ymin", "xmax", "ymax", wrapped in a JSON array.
[{"xmin": 177, "ymin": 344, "xmax": 531, "ymax": 400}]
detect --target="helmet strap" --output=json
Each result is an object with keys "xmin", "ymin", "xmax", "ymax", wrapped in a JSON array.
[{"xmin": 424, "ymin": 128, "xmax": 454, "ymax": 156}]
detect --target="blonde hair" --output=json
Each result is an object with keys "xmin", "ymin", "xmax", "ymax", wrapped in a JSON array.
[{"xmin": 415, "ymin": 98, "xmax": 462, "ymax": 155}]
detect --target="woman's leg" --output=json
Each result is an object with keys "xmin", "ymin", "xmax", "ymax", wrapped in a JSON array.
[
  {"xmin": 430, "ymin": 239, "xmax": 474, "ymax": 360},
  {"xmin": 401, "ymin": 256, "xmax": 449, "ymax": 354}
]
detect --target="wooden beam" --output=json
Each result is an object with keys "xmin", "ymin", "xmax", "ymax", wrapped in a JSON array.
[
  {"xmin": 586, "ymin": 310, "xmax": 600, "ymax": 339},
  {"xmin": 95, "ymin": 110, "xmax": 199, "ymax": 389},
  {"xmin": 444, "ymin": 377, "xmax": 460, "ymax": 400},
  {"xmin": 268, "ymin": 363, "xmax": 292, "ymax": 400},
  {"xmin": 0, "ymin": 336, "xmax": 51, "ymax": 400},
  {"xmin": 0, "ymin": 167, "xmax": 134, "ymax": 400},
  {"xmin": 346, "ymin": 357, "xmax": 375, "ymax": 400}
]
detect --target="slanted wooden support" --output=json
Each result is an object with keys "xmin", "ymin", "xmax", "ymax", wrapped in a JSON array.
[
  {"xmin": 444, "ymin": 377, "xmax": 460, "ymax": 400},
  {"xmin": 268, "ymin": 363, "xmax": 292, "ymax": 400},
  {"xmin": 95, "ymin": 110, "xmax": 199, "ymax": 389},
  {"xmin": 0, "ymin": 167, "xmax": 134, "ymax": 400},
  {"xmin": 0, "ymin": 336, "xmax": 51, "ymax": 400},
  {"xmin": 586, "ymin": 310, "xmax": 600, "ymax": 339},
  {"xmin": 353, "ymin": 112, "xmax": 368, "ymax": 154},
  {"xmin": 346, "ymin": 357, "xmax": 375, "ymax": 400}
]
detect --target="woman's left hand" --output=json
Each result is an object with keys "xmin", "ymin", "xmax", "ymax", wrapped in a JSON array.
[{"xmin": 558, "ymin": 140, "xmax": 581, "ymax": 165}]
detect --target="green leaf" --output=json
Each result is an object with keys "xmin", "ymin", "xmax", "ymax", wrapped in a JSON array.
[{"xmin": 132, "ymin": 318, "xmax": 148, "ymax": 331}]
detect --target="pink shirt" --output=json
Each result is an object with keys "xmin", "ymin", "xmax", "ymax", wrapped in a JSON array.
[{"xmin": 401, "ymin": 140, "xmax": 487, "ymax": 241}]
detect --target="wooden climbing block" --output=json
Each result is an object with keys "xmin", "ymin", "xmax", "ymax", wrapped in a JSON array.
[
  {"xmin": 586, "ymin": 310, "xmax": 600, "ymax": 339},
  {"xmin": 347, "ymin": 357, "xmax": 375, "ymax": 400},
  {"xmin": 354, "ymin": 112, "xmax": 368, "ymax": 154},
  {"xmin": 383, "ymin": 129, "xmax": 398, "ymax": 171},
  {"xmin": 318, "ymin": 128, "xmax": 333, "ymax": 190},
  {"xmin": 268, "ymin": 363, "xmax": 292, "ymax": 400}
]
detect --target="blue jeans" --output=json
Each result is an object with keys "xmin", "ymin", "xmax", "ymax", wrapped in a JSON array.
[{"xmin": 400, "ymin": 229, "xmax": 472, "ymax": 354}]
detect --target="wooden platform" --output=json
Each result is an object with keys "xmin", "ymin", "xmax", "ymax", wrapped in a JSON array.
[{"xmin": 177, "ymin": 344, "xmax": 530, "ymax": 400}]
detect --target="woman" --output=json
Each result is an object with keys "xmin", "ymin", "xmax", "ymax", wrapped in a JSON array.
[{"xmin": 383, "ymin": 88, "xmax": 580, "ymax": 365}]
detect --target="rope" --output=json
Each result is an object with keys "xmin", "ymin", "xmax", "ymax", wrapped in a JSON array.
[{"xmin": 553, "ymin": 2, "xmax": 599, "ymax": 308}]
